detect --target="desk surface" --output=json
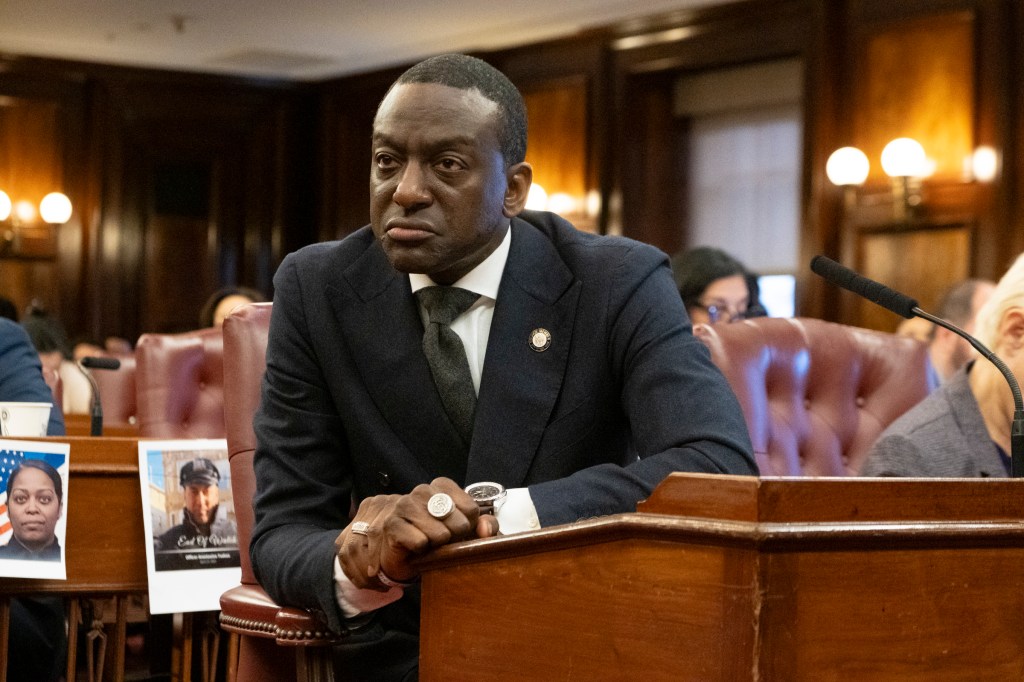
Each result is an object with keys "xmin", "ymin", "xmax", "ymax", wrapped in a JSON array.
[{"xmin": 64, "ymin": 413, "xmax": 140, "ymax": 438}]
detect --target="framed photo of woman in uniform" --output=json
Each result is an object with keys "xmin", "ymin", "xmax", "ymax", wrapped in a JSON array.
[
  {"xmin": 0, "ymin": 438, "xmax": 71, "ymax": 580},
  {"xmin": 138, "ymin": 439, "xmax": 241, "ymax": 613}
]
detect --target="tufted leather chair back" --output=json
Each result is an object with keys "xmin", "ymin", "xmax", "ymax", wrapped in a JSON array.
[
  {"xmin": 221, "ymin": 303, "xmax": 271, "ymax": 585},
  {"xmin": 135, "ymin": 327, "xmax": 225, "ymax": 438},
  {"xmin": 220, "ymin": 302, "xmax": 331, "ymax": 682},
  {"xmin": 694, "ymin": 317, "xmax": 934, "ymax": 476}
]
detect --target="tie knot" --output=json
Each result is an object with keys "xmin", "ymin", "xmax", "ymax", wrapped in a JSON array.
[{"xmin": 416, "ymin": 286, "xmax": 479, "ymax": 326}]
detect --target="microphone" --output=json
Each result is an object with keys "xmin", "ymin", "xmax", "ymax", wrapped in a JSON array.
[
  {"xmin": 810, "ymin": 255, "xmax": 918, "ymax": 318},
  {"xmin": 811, "ymin": 255, "xmax": 1024, "ymax": 476},
  {"xmin": 80, "ymin": 356, "xmax": 121, "ymax": 371},
  {"xmin": 77, "ymin": 356, "xmax": 122, "ymax": 437}
]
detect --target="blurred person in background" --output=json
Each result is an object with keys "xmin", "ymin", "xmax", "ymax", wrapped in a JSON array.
[
  {"xmin": 896, "ymin": 279, "xmax": 995, "ymax": 382},
  {"xmin": 896, "ymin": 316, "xmax": 933, "ymax": 343},
  {"xmin": 671, "ymin": 246, "xmax": 765, "ymax": 325},
  {"xmin": 21, "ymin": 305, "xmax": 92, "ymax": 414},
  {"xmin": 924, "ymin": 278, "xmax": 995, "ymax": 384},
  {"xmin": 198, "ymin": 286, "xmax": 266, "ymax": 328}
]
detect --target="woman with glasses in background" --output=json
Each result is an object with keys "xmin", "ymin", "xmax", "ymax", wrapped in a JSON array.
[{"xmin": 671, "ymin": 246, "xmax": 766, "ymax": 325}]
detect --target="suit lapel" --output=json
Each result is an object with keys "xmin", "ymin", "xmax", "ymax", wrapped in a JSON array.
[
  {"xmin": 467, "ymin": 219, "xmax": 580, "ymax": 486},
  {"xmin": 328, "ymin": 243, "xmax": 468, "ymax": 481}
]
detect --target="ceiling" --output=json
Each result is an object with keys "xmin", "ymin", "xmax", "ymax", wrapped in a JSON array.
[{"xmin": 0, "ymin": 0, "xmax": 726, "ymax": 82}]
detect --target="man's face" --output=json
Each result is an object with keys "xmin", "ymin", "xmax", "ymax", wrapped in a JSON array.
[
  {"xmin": 184, "ymin": 483, "xmax": 219, "ymax": 524},
  {"xmin": 8, "ymin": 467, "xmax": 61, "ymax": 551},
  {"xmin": 370, "ymin": 82, "xmax": 524, "ymax": 285}
]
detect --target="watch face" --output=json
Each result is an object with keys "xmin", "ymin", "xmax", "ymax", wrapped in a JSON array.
[{"xmin": 465, "ymin": 481, "xmax": 505, "ymax": 504}]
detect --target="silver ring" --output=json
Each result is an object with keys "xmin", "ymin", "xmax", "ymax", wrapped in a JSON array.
[
  {"xmin": 426, "ymin": 492, "xmax": 455, "ymax": 520},
  {"xmin": 350, "ymin": 521, "xmax": 370, "ymax": 536}
]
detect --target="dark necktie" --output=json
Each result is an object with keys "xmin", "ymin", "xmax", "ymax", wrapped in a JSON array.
[{"xmin": 415, "ymin": 286, "xmax": 480, "ymax": 446}]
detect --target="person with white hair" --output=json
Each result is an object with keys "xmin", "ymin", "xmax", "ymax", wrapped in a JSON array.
[{"xmin": 861, "ymin": 253, "xmax": 1024, "ymax": 477}]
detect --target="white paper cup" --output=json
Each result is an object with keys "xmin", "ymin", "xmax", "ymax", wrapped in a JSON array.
[{"xmin": 0, "ymin": 402, "xmax": 52, "ymax": 437}]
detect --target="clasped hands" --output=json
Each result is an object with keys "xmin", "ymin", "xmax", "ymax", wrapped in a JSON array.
[{"xmin": 336, "ymin": 477, "xmax": 500, "ymax": 590}]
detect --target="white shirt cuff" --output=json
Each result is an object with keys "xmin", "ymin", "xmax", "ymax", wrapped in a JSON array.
[
  {"xmin": 333, "ymin": 556, "xmax": 404, "ymax": 620},
  {"xmin": 494, "ymin": 486, "xmax": 541, "ymax": 535}
]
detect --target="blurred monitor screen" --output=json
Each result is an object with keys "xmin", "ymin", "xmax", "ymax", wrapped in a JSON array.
[{"xmin": 758, "ymin": 274, "xmax": 795, "ymax": 318}]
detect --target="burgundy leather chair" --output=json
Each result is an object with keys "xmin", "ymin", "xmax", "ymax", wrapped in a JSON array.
[
  {"xmin": 134, "ymin": 326, "xmax": 228, "ymax": 680},
  {"xmin": 135, "ymin": 327, "xmax": 225, "ymax": 438},
  {"xmin": 217, "ymin": 303, "xmax": 342, "ymax": 682},
  {"xmin": 694, "ymin": 317, "xmax": 934, "ymax": 476}
]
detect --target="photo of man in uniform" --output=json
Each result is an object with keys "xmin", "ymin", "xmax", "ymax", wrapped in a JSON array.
[{"xmin": 153, "ymin": 455, "xmax": 239, "ymax": 571}]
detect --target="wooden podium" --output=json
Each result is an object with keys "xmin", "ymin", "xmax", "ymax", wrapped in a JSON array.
[{"xmin": 418, "ymin": 473, "xmax": 1024, "ymax": 681}]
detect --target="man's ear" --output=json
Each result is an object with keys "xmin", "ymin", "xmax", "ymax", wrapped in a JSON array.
[
  {"xmin": 502, "ymin": 162, "xmax": 533, "ymax": 218},
  {"xmin": 1001, "ymin": 307, "xmax": 1024, "ymax": 353}
]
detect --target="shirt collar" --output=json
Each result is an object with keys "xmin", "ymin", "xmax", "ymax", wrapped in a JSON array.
[{"xmin": 408, "ymin": 226, "xmax": 511, "ymax": 301}]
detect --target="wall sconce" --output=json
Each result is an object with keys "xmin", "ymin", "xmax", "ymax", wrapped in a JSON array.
[
  {"xmin": 525, "ymin": 183, "xmax": 549, "ymax": 211},
  {"xmin": 969, "ymin": 145, "xmax": 999, "ymax": 183},
  {"xmin": 879, "ymin": 137, "xmax": 926, "ymax": 221},
  {"xmin": 825, "ymin": 147, "xmax": 869, "ymax": 209},
  {"xmin": 524, "ymin": 183, "xmax": 602, "ymax": 231},
  {"xmin": 0, "ymin": 189, "xmax": 72, "ymax": 256},
  {"xmin": 826, "ymin": 138, "xmax": 929, "ymax": 221}
]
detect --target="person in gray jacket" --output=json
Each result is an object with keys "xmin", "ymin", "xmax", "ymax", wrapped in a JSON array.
[{"xmin": 861, "ymin": 252, "xmax": 1024, "ymax": 477}]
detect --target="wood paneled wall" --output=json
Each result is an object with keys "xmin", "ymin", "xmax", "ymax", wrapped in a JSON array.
[
  {"xmin": 0, "ymin": 59, "xmax": 316, "ymax": 342},
  {"xmin": 834, "ymin": 0, "xmax": 1016, "ymax": 330},
  {"xmin": 1, "ymin": 0, "xmax": 1022, "ymax": 343}
]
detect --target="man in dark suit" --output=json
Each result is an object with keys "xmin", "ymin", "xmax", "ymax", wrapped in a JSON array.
[{"xmin": 251, "ymin": 53, "xmax": 756, "ymax": 681}]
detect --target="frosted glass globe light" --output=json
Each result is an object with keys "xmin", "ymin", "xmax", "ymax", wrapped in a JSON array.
[
  {"xmin": 547, "ymin": 192, "xmax": 578, "ymax": 215},
  {"xmin": 971, "ymin": 146, "xmax": 999, "ymax": 182},
  {"xmin": 14, "ymin": 200, "xmax": 36, "ymax": 223},
  {"xmin": 0, "ymin": 190, "xmax": 10, "ymax": 221},
  {"xmin": 525, "ymin": 183, "xmax": 548, "ymax": 211},
  {"xmin": 40, "ymin": 192, "xmax": 73, "ymax": 224},
  {"xmin": 825, "ymin": 147, "xmax": 870, "ymax": 186},
  {"xmin": 880, "ymin": 138, "xmax": 927, "ymax": 178}
]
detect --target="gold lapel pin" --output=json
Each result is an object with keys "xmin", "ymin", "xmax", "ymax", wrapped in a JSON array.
[{"xmin": 529, "ymin": 328, "xmax": 551, "ymax": 352}]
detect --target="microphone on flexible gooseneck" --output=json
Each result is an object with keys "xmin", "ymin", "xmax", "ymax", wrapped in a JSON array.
[
  {"xmin": 810, "ymin": 255, "xmax": 1024, "ymax": 477},
  {"xmin": 77, "ymin": 356, "xmax": 122, "ymax": 437}
]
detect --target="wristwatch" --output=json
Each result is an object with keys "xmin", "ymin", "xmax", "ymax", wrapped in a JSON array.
[{"xmin": 464, "ymin": 481, "xmax": 507, "ymax": 515}]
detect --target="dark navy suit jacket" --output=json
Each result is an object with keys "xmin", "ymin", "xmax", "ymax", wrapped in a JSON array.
[{"xmin": 251, "ymin": 210, "xmax": 756, "ymax": 639}]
